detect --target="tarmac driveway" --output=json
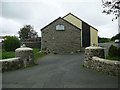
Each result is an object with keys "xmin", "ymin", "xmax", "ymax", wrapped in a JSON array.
[{"xmin": 2, "ymin": 53, "xmax": 118, "ymax": 88}]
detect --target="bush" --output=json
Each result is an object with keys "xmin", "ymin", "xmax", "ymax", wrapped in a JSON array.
[
  {"xmin": 33, "ymin": 48, "xmax": 45, "ymax": 60},
  {"xmin": 108, "ymin": 45, "xmax": 118, "ymax": 57},
  {"xmin": 98, "ymin": 37, "xmax": 110, "ymax": 43},
  {"xmin": 2, "ymin": 49, "xmax": 15, "ymax": 59},
  {"xmin": 111, "ymin": 33, "xmax": 120, "ymax": 41},
  {"xmin": 3, "ymin": 36, "xmax": 20, "ymax": 51},
  {"xmin": 118, "ymin": 47, "xmax": 120, "ymax": 56}
]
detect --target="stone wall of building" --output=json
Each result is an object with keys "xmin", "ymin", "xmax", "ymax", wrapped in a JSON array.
[
  {"xmin": 84, "ymin": 46, "xmax": 120, "ymax": 76},
  {"xmin": 41, "ymin": 18, "xmax": 81, "ymax": 54}
]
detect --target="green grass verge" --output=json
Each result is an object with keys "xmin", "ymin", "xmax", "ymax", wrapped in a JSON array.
[
  {"xmin": 33, "ymin": 48, "xmax": 45, "ymax": 64},
  {"xmin": 2, "ymin": 48, "xmax": 45, "ymax": 62},
  {"xmin": 2, "ymin": 49, "xmax": 15, "ymax": 59}
]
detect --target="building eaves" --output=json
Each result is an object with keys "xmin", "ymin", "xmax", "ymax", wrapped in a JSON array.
[
  {"xmin": 63, "ymin": 13, "xmax": 98, "ymax": 31},
  {"xmin": 40, "ymin": 17, "xmax": 81, "ymax": 31}
]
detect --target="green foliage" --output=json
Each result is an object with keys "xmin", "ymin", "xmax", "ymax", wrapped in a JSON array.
[
  {"xmin": 33, "ymin": 48, "xmax": 45, "ymax": 64},
  {"xmin": 118, "ymin": 48, "xmax": 120, "ymax": 56},
  {"xmin": 107, "ymin": 45, "xmax": 120, "ymax": 61},
  {"xmin": 3, "ymin": 36, "xmax": 20, "ymax": 51},
  {"xmin": 102, "ymin": 0, "xmax": 120, "ymax": 21},
  {"xmin": 111, "ymin": 33, "xmax": 120, "ymax": 41},
  {"xmin": 18, "ymin": 25, "xmax": 38, "ymax": 40},
  {"xmin": 107, "ymin": 56, "xmax": 120, "ymax": 61},
  {"xmin": 2, "ymin": 48, "xmax": 45, "ymax": 61},
  {"xmin": 98, "ymin": 36, "xmax": 110, "ymax": 43},
  {"xmin": 108, "ymin": 45, "xmax": 118, "ymax": 57},
  {"xmin": 2, "ymin": 49, "xmax": 15, "ymax": 59}
]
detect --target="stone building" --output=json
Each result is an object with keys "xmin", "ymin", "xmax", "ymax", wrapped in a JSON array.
[{"xmin": 41, "ymin": 13, "xmax": 98, "ymax": 54}]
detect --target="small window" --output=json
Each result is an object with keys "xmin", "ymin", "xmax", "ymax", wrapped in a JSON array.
[{"xmin": 56, "ymin": 25, "xmax": 64, "ymax": 30}]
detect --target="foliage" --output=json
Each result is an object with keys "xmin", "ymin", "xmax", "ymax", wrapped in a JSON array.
[
  {"xmin": 2, "ymin": 49, "xmax": 15, "ymax": 59},
  {"xmin": 2, "ymin": 48, "xmax": 45, "ymax": 61},
  {"xmin": 107, "ymin": 56, "xmax": 120, "ymax": 61},
  {"xmin": 111, "ymin": 33, "xmax": 120, "ymax": 41},
  {"xmin": 108, "ymin": 45, "xmax": 118, "ymax": 57},
  {"xmin": 102, "ymin": 0, "xmax": 120, "ymax": 21},
  {"xmin": 33, "ymin": 48, "xmax": 45, "ymax": 64},
  {"xmin": 107, "ymin": 45, "xmax": 120, "ymax": 61},
  {"xmin": 98, "ymin": 36, "xmax": 110, "ymax": 43},
  {"xmin": 3, "ymin": 36, "xmax": 20, "ymax": 51},
  {"xmin": 18, "ymin": 25, "xmax": 38, "ymax": 41}
]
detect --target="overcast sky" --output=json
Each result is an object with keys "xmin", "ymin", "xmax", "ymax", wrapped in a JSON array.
[{"xmin": 0, "ymin": 0, "xmax": 118, "ymax": 38}]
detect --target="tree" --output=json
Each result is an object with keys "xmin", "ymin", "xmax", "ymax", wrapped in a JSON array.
[
  {"xmin": 98, "ymin": 36, "xmax": 110, "ymax": 43},
  {"xmin": 111, "ymin": 33, "xmax": 120, "ymax": 41},
  {"xmin": 18, "ymin": 25, "xmax": 38, "ymax": 41},
  {"xmin": 3, "ymin": 36, "xmax": 20, "ymax": 51},
  {"xmin": 102, "ymin": 0, "xmax": 120, "ymax": 21}
]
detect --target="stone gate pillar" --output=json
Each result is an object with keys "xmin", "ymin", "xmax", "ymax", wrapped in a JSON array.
[
  {"xmin": 15, "ymin": 45, "xmax": 34, "ymax": 67},
  {"xmin": 84, "ymin": 46, "xmax": 105, "ymax": 68}
]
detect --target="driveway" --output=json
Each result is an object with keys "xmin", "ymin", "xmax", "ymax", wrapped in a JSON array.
[{"xmin": 2, "ymin": 53, "xmax": 118, "ymax": 88}]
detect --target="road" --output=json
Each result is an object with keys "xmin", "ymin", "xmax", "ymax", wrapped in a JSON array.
[{"xmin": 2, "ymin": 53, "xmax": 118, "ymax": 88}]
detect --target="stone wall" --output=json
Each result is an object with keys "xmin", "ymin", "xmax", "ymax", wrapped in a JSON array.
[
  {"xmin": 15, "ymin": 47, "xmax": 34, "ymax": 66},
  {"xmin": 21, "ymin": 37, "xmax": 41, "ymax": 48},
  {"xmin": 84, "ymin": 46, "xmax": 120, "ymax": 76},
  {"xmin": 1, "ymin": 46, "xmax": 35, "ymax": 72},
  {"xmin": 91, "ymin": 57, "xmax": 120, "ymax": 76},
  {"xmin": 21, "ymin": 41, "xmax": 41, "ymax": 48},
  {"xmin": 0, "ymin": 57, "xmax": 23, "ymax": 72},
  {"xmin": 41, "ymin": 18, "xmax": 81, "ymax": 54},
  {"xmin": 84, "ymin": 46, "xmax": 105, "ymax": 67},
  {"xmin": 0, "ymin": 57, "xmax": 35, "ymax": 72}
]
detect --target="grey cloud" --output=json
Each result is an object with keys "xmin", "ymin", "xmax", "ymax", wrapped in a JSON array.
[
  {"xmin": 2, "ymin": 2, "xmax": 34, "ymax": 20},
  {"xmin": 1, "ymin": 0, "xmax": 118, "ymax": 38},
  {"xmin": 0, "ymin": 17, "xmax": 22, "ymax": 35}
]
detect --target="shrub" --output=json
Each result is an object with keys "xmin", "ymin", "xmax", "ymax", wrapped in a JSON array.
[
  {"xmin": 3, "ymin": 36, "xmax": 20, "ymax": 51},
  {"xmin": 2, "ymin": 49, "xmax": 15, "ymax": 59},
  {"xmin": 98, "ymin": 37, "xmax": 110, "ymax": 43},
  {"xmin": 108, "ymin": 45, "xmax": 118, "ymax": 57},
  {"xmin": 118, "ymin": 47, "xmax": 120, "ymax": 56}
]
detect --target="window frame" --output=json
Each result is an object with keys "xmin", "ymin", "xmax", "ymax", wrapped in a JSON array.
[{"xmin": 56, "ymin": 24, "xmax": 65, "ymax": 31}]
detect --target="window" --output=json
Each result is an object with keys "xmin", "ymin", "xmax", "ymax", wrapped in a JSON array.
[{"xmin": 56, "ymin": 25, "xmax": 64, "ymax": 30}]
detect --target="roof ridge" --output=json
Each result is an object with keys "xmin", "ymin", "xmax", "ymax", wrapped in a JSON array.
[{"xmin": 62, "ymin": 13, "xmax": 98, "ymax": 31}]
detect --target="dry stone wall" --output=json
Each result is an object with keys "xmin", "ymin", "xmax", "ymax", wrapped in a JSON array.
[
  {"xmin": 15, "ymin": 46, "xmax": 34, "ymax": 66},
  {"xmin": 1, "ymin": 46, "xmax": 35, "ymax": 72},
  {"xmin": 0, "ymin": 57, "xmax": 23, "ymax": 72},
  {"xmin": 91, "ymin": 57, "xmax": 120, "ymax": 76},
  {"xmin": 84, "ymin": 46, "xmax": 120, "ymax": 76},
  {"xmin": 84, "ymin": 46, "xmax": 105, "ymax": 68}
]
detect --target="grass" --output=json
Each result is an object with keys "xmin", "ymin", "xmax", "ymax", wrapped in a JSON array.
[
  {"xmin": 1, "ymin": 48, "xmax": 45, "ymax": 62},
  {"xmin": 33, "ymin": 48, "xmax": 45, "ymax": 64},
  {"xmin": 2, "ymin": 49, "xmax": 15, "ymax": 59},
  {"xmin": 106, "ymin": 56, "xmax": 120, "ymax": 61}
]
